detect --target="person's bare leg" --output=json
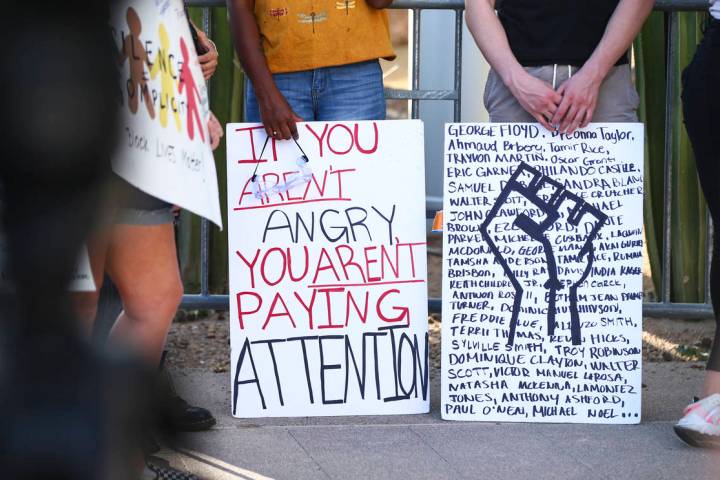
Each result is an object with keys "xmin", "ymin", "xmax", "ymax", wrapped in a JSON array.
[
  {"xmin": 702, "ymin": 371, "xmax": 720, "ymax": 398},
  {"xmin": 105, "ymin": 223, "xmax": 183, "ymax": 365}
]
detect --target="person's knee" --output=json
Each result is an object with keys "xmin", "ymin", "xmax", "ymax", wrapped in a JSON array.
[
  {"xmin": 165, "ymin": 276, "xmax": 184, "ymax": 312},
  {"xmin": 121, "ymin": 274, "xmax": 184, "ymax": 322}
]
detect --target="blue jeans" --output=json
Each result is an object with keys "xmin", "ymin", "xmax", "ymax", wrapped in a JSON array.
[{"xmin": 245, "ymin": 60, "xmax": 386, "ymax": 122}]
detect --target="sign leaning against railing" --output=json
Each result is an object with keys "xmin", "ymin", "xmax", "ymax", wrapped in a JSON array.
[
  {"xmin": 226, "ymin": 120, "xmax": 430, "ymax": 417},
  {"xmin": 441, "ymin": 123, "xmax": 644, "ymax": 423}
]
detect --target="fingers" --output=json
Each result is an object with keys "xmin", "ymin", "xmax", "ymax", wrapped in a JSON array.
[
  {"xmin": 549, "ymin": 83, "xmax": 564, "ymax": 106},
  {"xmin": 199, "ymin": 49, "xmax": 218, "ymax": 61},
  {"xmin": 542, "ymin": 98, "xmax": 558, "ymax": 122},
  {"xmin": 198, "ymin": 51, "xmax": 218, "ymax": 80},
  {"xmin": 580, "ymin": 104, "xmax": 595, "ymax": 129},
  {"xmin": 551, "ymin": 94, "xmax": 571, "ymax": 128},
  {"xmin": 526, "ymin": 98, "xmax": 558, "ymax": 132},
  {"xmin": 264, "ymin": 120, "xmax": 292, "ymax": 141},
  {"xmin": 551, "ymin": 72, "xmax": 602, "ymax": 132},
  {"xmin": 559, "ymin": 102, "xmax": 578, "ymax": 133},
  {"xmin": 534, "ymin": 88, "xmax": 561, "ymax": 131},
  {"xmin": 271, "ymin": 122, "xmax": 291, "ymax": 140},
  {"xmin": 210, "ymin": 125, "xmax": 222, "ymax": 150},
  {"xmin": 207, "ymin": 112, "xmax": 223, "ymax": 150},
  {"xmin": 279, "ymin": 121, "xmax": 295, "ymax": 141},
  {"xmin": 533, "ymin": 112, "xmax": 554, "ymax": 132},
  {"xmin": 196, "ymin": 29, "xmax": 208, "ymax": 44},
  {"xmin": 288, "ymin": 113, "xmax": 302, "ymax": 140},
  {"xmin": 566, "ymin": 107, "xmax": 586, "ymax": 134},
  {"xmin": 542, "ymin": 101, "xmax": 558, "ymax": 126},
  {"xmin": 259, "ymin": 90, "xmax": 303, "ymax": 141},
  {"xmin": 269, "ymin": 116, "xmax": 302, "ymax": 141}
]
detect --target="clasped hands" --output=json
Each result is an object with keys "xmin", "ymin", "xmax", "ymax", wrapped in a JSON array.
[{"xmin": 508, "ymin": 66, "xmax": 604, "ymax": 134}]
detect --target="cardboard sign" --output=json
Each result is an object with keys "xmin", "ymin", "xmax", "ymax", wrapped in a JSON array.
[
  {"xmin": 441, "ymin": 123, "xmax": 644, "ymax": 423},
  {"xmin": 227, "ymin": 120, "xmax": 429, "ymax": 417},
  {"xmin": 110, "ymin": 0, "xmax": 221, "ymax": 227}
]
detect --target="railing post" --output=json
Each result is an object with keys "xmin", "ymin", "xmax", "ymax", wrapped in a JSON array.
[
  {"xmin": 453, "ymin": 9, "xmax": 463, "ymax": 123},
  {"xmin": 199, "ymin": 6, "xmax": 212, "ymax": 297},
  {"xmin": 661, "ymin": 11, "xmax": 678, "ymax": 305},
  {"xmin": 411, "ymin": 8, "xmax": 422, "ymax": 119}
]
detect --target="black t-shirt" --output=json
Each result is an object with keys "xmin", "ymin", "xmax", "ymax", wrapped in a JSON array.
[{"xmin": 497, "ymin": 0, "xmax": 628, "ymax": 67}]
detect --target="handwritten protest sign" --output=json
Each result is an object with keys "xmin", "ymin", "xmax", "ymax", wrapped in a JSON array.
[
  {"xmin": 227, "ymin": 120, "xmax": 429, "ymax": 417},
  {"xmin": 110, "ymin": 0, "xmax": 221, "ymax": 227},
  {"xmin": 441, "ymin": 123, "xmax": 644, "ymax": 423}
]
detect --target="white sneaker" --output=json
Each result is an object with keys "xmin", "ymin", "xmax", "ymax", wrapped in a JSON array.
[{"xmin": 674, "ymin": 393, "xmax": 720, "ymax": 448}]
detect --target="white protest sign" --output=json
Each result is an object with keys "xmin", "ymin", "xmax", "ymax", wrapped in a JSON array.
[
  {"xmin": 441, "ymin": 123, "xmax": 644, "ymax": 423},
  {"xmin": 69, "ymin": 246, "xmax": 96, "ymax": 292},
  {"xmin": 111, "ymin": 0, "xmax": 221, "ymax": 227},
  {"xmin": 227, "ymin": 120, "xmax": 429, "ymax": 417}
]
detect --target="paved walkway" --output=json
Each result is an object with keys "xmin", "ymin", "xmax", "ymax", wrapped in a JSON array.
[{"xmin": 161, "ymin": 362, "xmax": 720, "ymax": 479}]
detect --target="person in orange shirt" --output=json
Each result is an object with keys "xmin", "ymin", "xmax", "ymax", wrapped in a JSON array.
[{"xmin": 228, "ymin": 0, "xmax": 395, "ymax": 140}]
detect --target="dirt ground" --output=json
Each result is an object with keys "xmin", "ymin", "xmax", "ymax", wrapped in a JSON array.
[{"xmin": 166, "ymin": 237, "xmax": 717, "ymax": 374}]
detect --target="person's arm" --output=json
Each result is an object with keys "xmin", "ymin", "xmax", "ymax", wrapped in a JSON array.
[
  {"xmin": 551, "ymin": 0, "xmax": 653, "ymax": 133},
  {"xmin": 465, "ymin": 0, "xmax": 561, "ymax": 130},
  {"xmin": 227, "ymin": 0, "xmax": 302, "ymax": 140}
]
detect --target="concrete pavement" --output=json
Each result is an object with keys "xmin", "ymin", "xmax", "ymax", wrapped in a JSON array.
[{"xmin": 161, "ymin": 362, "xmax": 720, "ymax": 480}]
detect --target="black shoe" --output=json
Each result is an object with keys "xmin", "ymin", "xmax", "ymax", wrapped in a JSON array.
[
  {"xmin": 157, "ymin": 352, "xmax": 216, "ymax": 432},
  {"xmin": 164, "ymin": 394, "xmax": 217, "ymax": 432}
]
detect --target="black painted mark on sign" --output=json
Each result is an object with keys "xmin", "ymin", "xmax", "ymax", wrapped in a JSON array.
[{"xmin": 480, "ymin": 162, "xmax": 608, "ymax": 346}]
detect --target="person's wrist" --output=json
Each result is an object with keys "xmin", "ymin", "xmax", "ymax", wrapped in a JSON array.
[
  {"xmin": 256, "ymin": 84, "xmax": 283, "ymax": 110},
  {"xmin": 502, "ymin": 64, "xmax": 526, "ymax": 95},
  {"xmin": 579, "ymin": 60, "xmax": 608, "ymax": 86},
  {"xmin": 206, "ymin": 38, "xmax": 217, "ymax": 54}
]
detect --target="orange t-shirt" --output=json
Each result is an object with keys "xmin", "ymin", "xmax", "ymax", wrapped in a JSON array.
[{"xmin": 254, "ymin": 1, "xmax": 396, "ymax": 74}]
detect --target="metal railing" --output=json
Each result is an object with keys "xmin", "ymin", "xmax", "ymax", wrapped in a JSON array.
[{"xmin": 181, "ymin": 0, "xmax": 715, "ymax": 320}]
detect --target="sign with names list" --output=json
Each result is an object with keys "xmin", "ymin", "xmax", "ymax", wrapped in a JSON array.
[{"xmin": 442, "ymin": 123, "xmax": 644, "ymax": 424}]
